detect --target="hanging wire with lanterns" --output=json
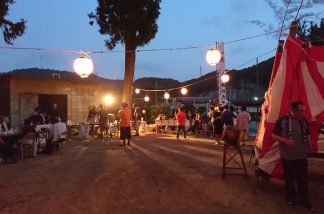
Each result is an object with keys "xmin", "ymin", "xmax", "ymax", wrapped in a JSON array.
[
  {"xmin": 133, "ymin": 72, "xmax": 230, "ymax": 94},
  {"xmin": 134, "ymin": 45, "xmax": 229, "ymax": 103}
]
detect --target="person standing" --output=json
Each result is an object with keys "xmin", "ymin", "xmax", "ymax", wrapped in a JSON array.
[
  {"xmin": 221, "ymin": 105, "xmax": 236, "ymax": 126},
  {"xmin": 213, "ymin": 110, "xmax": 223, "ymax": 144},
  {"xmin": 272, "ymin": 101, "xmax": 315, "ymax": 212},
  {"xmin": 230, "ymin": 106, "xmax": 237, "ymax": 126},
  {"xmin": 98, "ymin": 104, "xmax": 109, "ymax": 138},
  {"xmin": 118, "ymin": 102, "xmax": 132, "ymax": 146},
  {"xmin": 236, "ymin": 105, "xmax": 251, "ymax": 145},
  {"xmin": 133, "ymin": 103, "xmax": 140, "ymax": 136},
  {"xmin": 176, "ymin": 106, "xmax": 187, "ymax": 139},
  {"xmin": 48, "ymin": 103, "xmax": 60, "ymax": 123},
  {"xmin": 87, "ymin": 106, "xmax": 98, "ymax": 123}
]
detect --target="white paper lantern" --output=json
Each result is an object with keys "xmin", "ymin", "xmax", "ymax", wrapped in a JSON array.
[
  {"xmin": 74, "ymin": 56, "xmax": 93, "ymax": 78},
  {"xmin": 221, "ymin": 74, "xmax": 230, "ymax": 83},
  {"xmin": 164, "ymin": 92, "xmax": 170, "ymax": 99},
  {"xmin": 206, "ymin": 49, "xmax": 221, "ymax": 65},
  {"xmin": 181, "ymin": 87, "xmax": 188, "ymax": 95}
]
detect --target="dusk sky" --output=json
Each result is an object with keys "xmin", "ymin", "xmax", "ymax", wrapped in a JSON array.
[{"xmin": 1, "ymin": 0, "xmax": 323, "ymax": 81}]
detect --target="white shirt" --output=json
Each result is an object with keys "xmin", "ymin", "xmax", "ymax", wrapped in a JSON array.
[
  {"xmin": 236, "ymin": 111, "xmax": 251, "ymax": 131},
  {"xmin": 50, "ymin": 122, "xmax": 67, "ymax": 143}
]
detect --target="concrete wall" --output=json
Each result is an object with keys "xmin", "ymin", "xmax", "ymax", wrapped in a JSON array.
[
  {"xmin": 0, "ymin": 76, "xmax": 11, "ymax": 117},
  {"xmin": 10, "ymin": 78, "xmax": 105, "ymax": 127}
]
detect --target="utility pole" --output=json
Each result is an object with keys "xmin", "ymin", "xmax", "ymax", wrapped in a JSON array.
[{"xmin": 256, "ymin": 57, "xmax": 259, "ymax": 100}]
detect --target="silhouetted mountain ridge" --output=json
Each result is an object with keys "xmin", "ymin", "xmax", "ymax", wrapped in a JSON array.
[
  {"xmin": 134, "ymin": 57, "xmax": 274, "ymax": 97},
  {"xmin": 2, "ymin": 56, "xmax": 274, "ymax": 98}
]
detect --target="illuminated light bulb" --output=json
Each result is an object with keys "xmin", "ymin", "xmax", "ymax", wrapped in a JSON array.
[
  {"xmin": 181, "ymin": 87, "xmax": 188, "ymax": 95},
  {"xmin": 135, "ymin": 88, "xmax": 140, "ymax": 94},
  {"xmin": 144, "ymin": 95, "xmax": 150, "ymax": 102},
  {"xmin": 221, "ymin": 74, "xmax": 230, "ymax": 83},
  {"xmin": 206, "ymin": 49, "xmax": 221, "ymax": 65},
  {"xmin": 164, "ymin": 92, "xmax": 170, "ymax": 99},
  {"xmin": 74, "ymin": 55, "xmax": 93, "ymax": 78},
  {"xmin": 103, "ymin": 95, "xmax": 114, "ymax": 105}
]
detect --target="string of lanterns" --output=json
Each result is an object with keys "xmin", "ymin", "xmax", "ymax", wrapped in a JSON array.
[
  {"xmin": 135, "ymin": 47, "xmax": 230, "ymax": 102},
  {"xmin": 71, "ymin": 44, "xmax": 230, "ymax": 103}
]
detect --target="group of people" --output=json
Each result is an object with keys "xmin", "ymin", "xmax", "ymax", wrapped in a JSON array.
[
  {"xmin": 0, "ymin": 103, "xmax": 67, "ymax": 163},
  {"xmin": 87, "ymin": 104, "xmax": 111, "ymax": 138},
  {"xmin": 86, "ymin": 103, "xmax": 142, "ymax": 139},
  {"xmin": 29, "ymin": 104, "xmax": 60, "ymax": 125},
  {"xmin": 173, "ymin": 105, "xmax": 251, "ymax": 146},
  {"xmin": 0, "ymin": 99, "xmax": 319, "ymax": 211}
]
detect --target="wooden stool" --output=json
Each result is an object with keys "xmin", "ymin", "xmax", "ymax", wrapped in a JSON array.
[{"xmin": 221, "ymin": 126, "xmax": 248, "ymax": 178}]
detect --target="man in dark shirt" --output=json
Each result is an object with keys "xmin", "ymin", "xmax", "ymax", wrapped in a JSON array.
[
  {"xmin": 272, "ymin": 101, "xmax": 314, "ymax": 212},
  {"xmin": 49, "ymin": 103, "xmax": 60, "ymax": 123},
  {"xmin": 221, "ymin": 105, "xmax": 236, "ymax": 126},
  {"xmin": 98, "ymin": 104, "xmax": 108, "ymax": 138}
]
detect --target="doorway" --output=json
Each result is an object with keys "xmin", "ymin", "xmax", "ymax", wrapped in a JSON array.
[{"xmin": 38, "ymin": 94, "xmax": 67, "ymax": 122}]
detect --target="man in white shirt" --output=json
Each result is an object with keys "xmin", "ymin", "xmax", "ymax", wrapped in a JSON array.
[{"xmin": 44, "ymin": 117, "xmax": 67, "ymax": 154}]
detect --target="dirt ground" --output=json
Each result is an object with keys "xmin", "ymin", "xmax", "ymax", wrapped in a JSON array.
[{"xmin": 1, "ymin": 133, "xmax": 323, "ymax": 214}]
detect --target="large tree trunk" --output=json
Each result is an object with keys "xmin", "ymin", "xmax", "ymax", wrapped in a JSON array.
[{"xmin": 122, "ymin": 43, "xmax": 136, "ymax": 107}]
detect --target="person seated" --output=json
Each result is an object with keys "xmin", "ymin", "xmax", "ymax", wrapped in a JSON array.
[
  {"xmin": 44, "ymin": 117, "xmax": 67, "ymax": 154},
  {"xmin": 0, "ymin": 115, "xmax": 18, "ymax": 163},
  {"xmin": 0, "ymin": 115, "xmax": 10, "ymax": 133}
]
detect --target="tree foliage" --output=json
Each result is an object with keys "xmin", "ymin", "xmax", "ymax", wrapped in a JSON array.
[
  {"xmin": 0, "ymin": 0, "xmax": 26, "ymax": 44},
  {"xmin": 299, "ymin": 18, "xmax": 324, "ymax": 45},
  {"xmin": 89, "ymin": 0, "xmax": 161, "ymax": 49},
  {"xmin": 250, "ymin": 0, "xmax": 324, "ymax": 39},
  {"xmin": 88, "ymin": 0, "xmax": 161, "ymax": 104}
]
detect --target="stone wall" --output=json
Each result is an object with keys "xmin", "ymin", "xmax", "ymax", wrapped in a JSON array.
[{"xmin": 10, "ymin": 77, "xmax": 105, "ymax": 127}]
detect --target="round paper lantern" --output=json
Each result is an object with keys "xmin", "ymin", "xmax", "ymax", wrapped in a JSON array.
[
  {"xmin": 181, "ymin": 87, "xmax": 188, "ymax": 95},
  {"xmin": 164, "ymin": 92, "xmax": 170, "ymax": 99},
  {"xmin": 206, "ymin": 49, "xmax": 221, "ymax": 65},
  {"xmin": 74, "ymin": 56, "xmax": 93, "ymax": 78},
  {"xmin": 221, "ymin": 74, "xmax": 230, "ymax": 83}
]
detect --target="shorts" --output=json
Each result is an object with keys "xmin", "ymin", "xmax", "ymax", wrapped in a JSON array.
[{"xmin": 120, "ymin": 126, "xmax": 131, "ymax": 140}]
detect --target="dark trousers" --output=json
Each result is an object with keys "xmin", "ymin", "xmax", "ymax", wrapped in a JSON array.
[
  {"xmin": 282, "ymin": 158, "xmax": 309, "ymax": 203},
  {"xmin": 1, "ymin": 142, "xmax": 14, "ymax": 159},
  {"xmin": 177, "ymin": 125, "xmax": 186, "ymax": 139}
]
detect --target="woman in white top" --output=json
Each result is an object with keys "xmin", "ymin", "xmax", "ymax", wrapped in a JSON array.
[{"xmin": 236, "ymin": 106, "xmax": 251, "ymax": 145}]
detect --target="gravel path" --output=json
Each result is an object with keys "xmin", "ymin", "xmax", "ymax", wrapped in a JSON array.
[{"xmin": 1, "ymin": 133, "xmax": 323, "ymax": 214}]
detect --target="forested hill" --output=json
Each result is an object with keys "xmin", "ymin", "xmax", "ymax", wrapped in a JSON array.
[
  {"xmin": 134, "ymin": 57, "xmax": 274, "ymax": 97},
  {"xmin": 2, "ymin": 56, "xmax": 274, "ymax": 98}
]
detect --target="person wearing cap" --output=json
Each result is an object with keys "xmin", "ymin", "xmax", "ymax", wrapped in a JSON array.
[{"xmin": 118, "ymin": 102, "xmax": 132, "ymax": 146}]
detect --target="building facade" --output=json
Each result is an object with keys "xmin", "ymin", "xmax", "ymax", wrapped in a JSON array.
[{"xmin": 0, "ymin": 69, "xmax": 122, "ymax": 127}]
